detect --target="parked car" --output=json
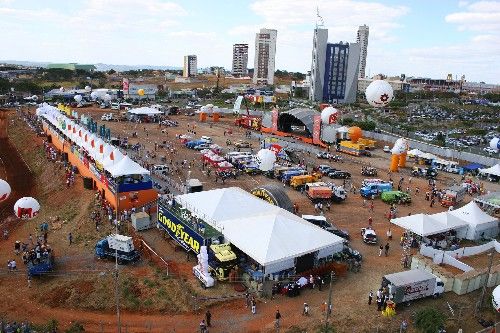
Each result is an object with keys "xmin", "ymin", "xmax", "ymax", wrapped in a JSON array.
[
  {"xmin": 317, "ymin": 165, "xmax": 336, "ymax": 175},
  {"xmin": 234, "ymin": 140, "xmax": 251, "ymax": 148},
  {"xmin": 383, "ymin": 145, "xmax": 391, "ymax": 153},
  {"xmin": 194, "ymin": 143, "xmax": 211, "ymax": 150},
  {"xmin": 342, "ymin": 246, "xmax": 362, "ymax": 261},
  {"xmin": 361, "ymin": 228, "xmax": 378, "ymax": 244},
  {"xmin": 330, "ymin": 225, "xmax": 350, "ymax": 240},
  {"xmin": 317, "ymin": 152, "xmax": 333, "ymax": 159},
  {"xmin": 328, "ymin": 171, "xmax": 351, "ymax": 179}
]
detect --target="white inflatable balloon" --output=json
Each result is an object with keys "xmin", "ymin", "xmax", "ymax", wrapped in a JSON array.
[
  {"xmin": 84, "ymin": 85, "xmax": 91, "ymax": 92},
  {"xmin": 90, "ymin": 91, "xmax": 98, "ymax": 100},
  {"xmin": 490, "ymin": 137, "xmax": 499, "ymax": 152},
  {"xmin": 103, "ymin": 94, "xmax": 112, "ymax": 102},
  {"xmin": 256, "ymin": 149, "xmax": 276, "ymax": 172},
  {"xmin": 74, "ymin": 95, "xmax": 83, "ymax": 103},
  {"xmin": 391, "ymin": 138, "xmax": 408, "ymax": 154},
  {"xmin": 493, "ymin": 285, "xmax": 500, "ymax": 312},
  {"xmin": 14, "ymin": 197, "xmax": 40, "ymax": 219},
  {"xmin": 321, "ymin": 107, "xmax": 339, "ymax": 125},
  {"xmin": 365, "ymin": 80, "xmax": 394, "ymax": 107},
  {"xmin": 0, "ymin": 179, "xmax": 11, "ymax": 202}
]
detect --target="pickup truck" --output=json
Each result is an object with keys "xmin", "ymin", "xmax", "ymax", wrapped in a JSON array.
[
  {"xmin": 95, "ymin": 234, "xmax": 140, "ymax": 264},
  {"xmin": 360, "ymin": 182, "xmax": 392, "ymax": 198},
  {"xmin": 27, "ymin": 252, "xmax": 55, "ymax": 276}
]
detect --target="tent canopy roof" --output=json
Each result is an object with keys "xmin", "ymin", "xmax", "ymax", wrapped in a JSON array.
[
  {"xmin": 431, "ymin": 211, "xmax": 469, "ymax": 229},
  {"xmin": 128, "ymin": 107, "xmax": 163, "ymax": 115},
  {"xmin": 391, "ymin": 214, "xmax": 453, "ymax": 236},
  {"xmin": 107, "ymin": 155, "xmax": 150, "ymax": 177},
  {"xmin": 449, "ymin": 201, "xmax": 498, "ymax": 226},
  {"xmin": 463, "ymin": 163, "xmax": 484, "ymax": 171},
  {"xmin": 175, "ymin": 187, "xmax": 343, "ymax": 267},
  {"xmin": 479, "ymin": 164, "xmax": 500, "ymax": 177}
]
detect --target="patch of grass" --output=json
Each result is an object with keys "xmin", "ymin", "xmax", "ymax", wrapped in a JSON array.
[{"xmin": 143, "ymin": 299, "xmax": 153, "ymax": 307}]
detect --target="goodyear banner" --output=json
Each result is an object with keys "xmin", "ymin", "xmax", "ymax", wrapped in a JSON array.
[{"xmin": 157, "ymin": 204, "xmax": 203, "ymax": 254}]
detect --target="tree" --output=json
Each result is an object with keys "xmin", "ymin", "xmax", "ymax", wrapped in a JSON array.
[
  {"xmin": 414, "ymin": 307, "xmax": 446, "ymax": 333},
  {"xmin": 107, "ymin": 69, "xmax": 116, "ymax": 75}
]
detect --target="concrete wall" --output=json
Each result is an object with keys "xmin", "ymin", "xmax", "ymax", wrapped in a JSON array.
[
  {"xmin": 411, "ymin": 255, "xmax": 500, "ymax": 295},
  {"xmin": 362, "ymin": 130, "xmax": 500, "ymax": 167}
]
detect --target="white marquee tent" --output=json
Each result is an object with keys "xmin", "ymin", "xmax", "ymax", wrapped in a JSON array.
[
  {"xmin": 449, "ymin": 201, "xmax": 499, "ymax": 240},
  {"xmin": 431, "ymin": 211, "xmax": 469, "ymax": 238},
  {"xmin": 479, "ymin": 164, "xmax": 500, "ymax": 177},
  {"xmin": 175, "ymin": 187, "xmax": 344, "ymax": 274},
  {"xmin": 391, "ymin": 214, "xmax": 454, "ymax": 237},
  {"xmin": 107, "ymin": 155, "xmax": 150, "ymax": 178},
  {"xmin": 127, "ymin": 107, "xmax": 163, "ymax": 116}
]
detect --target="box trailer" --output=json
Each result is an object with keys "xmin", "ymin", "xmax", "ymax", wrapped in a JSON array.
[{"xmin": 382, "ymin": 269, "xmax": 444, "ymax": 304}]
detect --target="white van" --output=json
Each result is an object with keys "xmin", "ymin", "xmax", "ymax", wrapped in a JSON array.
[{"xmin": 111, "ymin": 102, "xmax": 120, "ymax": 110}]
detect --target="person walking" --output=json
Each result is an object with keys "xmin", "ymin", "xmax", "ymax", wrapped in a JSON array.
[
  {"xmin": 27, "ymin": 273, "xmax": 32, "ymax": 288},
  {"xmin": 384, "ymin": 243, "xmax": 390, "ymax": 256},
  {"xmin": 387, "ymin": 228, "xmax": 392, "ymax": 240},
  {"xmin": 302, "ymin": 303, "xmax": 310, "ymax": 316},
  {"xmin": 245, "ymin": 292, "xmax": 250, "ymax": 308},
  {"xmin": 376, "ymin": 297, "xmax": 382, "ymax": 311},
  {"xmin": 368, "ymin": 216, "xmax": 373, "ymax": 227},
  {"xmin": 205, "ymin": 310, "xmax": 211, "ymax": 327},
  {"xmin": 370, "ymin": 200, "xmax": 374, "ymax": 212},
  {"xmin": 275, "ymin": 309, "xmax": 282, "ymax": 331},
  {"xmin": 199, "ymin": 319, "xmax": 207, "ymax": 333},
  {"xmin": 251, "ymin": 298, "xmax": 256, "ymax": 314},
  {"xmin": 68, "ymin": 232, "xmax": 73, "ymax": 245},
  {"xmin": 379, "ymin": 244, "xmax": 383, "ymax": 257},
  {"xmin": 368, "ymin": 290, "xmax": 373, "ymax": 305}
]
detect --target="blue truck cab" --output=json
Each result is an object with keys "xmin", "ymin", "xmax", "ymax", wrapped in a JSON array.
[
  {"xmin": 281, "ymin": 169, "xmax": 307, "ymax": 183},
  {"xmin": 186, "ymin": 138, "xmax": 210, "ymax": 149},
  {"xmin": 360, "ymin": 182, "xmax": 393, "ymax": 198}
]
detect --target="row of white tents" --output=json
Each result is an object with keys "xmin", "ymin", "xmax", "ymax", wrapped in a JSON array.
[
  {"xmin": 479, "ymin": 164, "xmax": 500, "ymax": 178},
  {"xmin": 36, "ymin": 104, "xmax": 150, "ymax": 178},
  {"xmin": 391, "ymin": 201, "xmax": 499, "ymax": 240}
]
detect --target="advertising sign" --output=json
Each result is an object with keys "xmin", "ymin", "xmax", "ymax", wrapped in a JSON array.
[
  {"xmin": 402, "ymin": 279, "xmax": 434, "ymax": 302},
  {"xmin": 157, "ymin": 204, "xmax": 204, "ymax": 254},
  {"xmin": 122, "ymin": 78, "xmax": 129, "ymax": 94},
  {"xmin": 312, "ymin": 115, "xmax": 321, "ymax": 144},
  {"xmin": 271, "ymin": 108, "xmax": 278, "ymax": 132}
]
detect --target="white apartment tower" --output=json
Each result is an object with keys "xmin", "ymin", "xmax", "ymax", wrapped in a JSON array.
[
  {"xmin": 232, "ymin": 44, "xmax": 249, "ymax": 77},
  {"xmin": 356, "ymin": 25, "xmax": 369, "ymax": 78},
  {"xmin": 309, "ymin": 27, "xmax": 328, "ymax": 102},
  {"xmin": 253, "ymin": 28, "xmax": 277, "ymax": 85},
  {"xmin": 183, "ymin": 55, "xmax": 197, "ymax": 77}
]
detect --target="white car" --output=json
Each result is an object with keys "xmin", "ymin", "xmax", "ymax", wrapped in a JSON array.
[
  {"xmin": 153, "ymin": 165, "xmax": 170, "ymax": 174},
  {"xmin": 383, "ymin": 146, "xmax": 391, "ymax": 153},
  {"xmin": 200, "ymin": 136, "xmax": 213, "ymax": 144},
  {"xmin": 361, "ymin": 228, "xmax": 378, "ymax": 244}
]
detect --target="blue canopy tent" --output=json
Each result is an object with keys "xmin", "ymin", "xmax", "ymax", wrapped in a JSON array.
[{"xmin": 461, "ymin": 163, "xmax": 484, "ymax": 174}]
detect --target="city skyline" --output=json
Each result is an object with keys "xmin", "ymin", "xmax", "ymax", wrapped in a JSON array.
[{"xmin": 0, "ymin": 0, "xmax": 499, "ymax": 83}]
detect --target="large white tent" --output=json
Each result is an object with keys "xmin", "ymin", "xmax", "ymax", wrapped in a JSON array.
[
  {"xmin": 479, "ymin": 164, "xmax": 500, "ymax": 177},
  {"xmin": 449, "ymin": 201, "xmax": 499, "ymax": 240},
  {"xmin": 127, "ymin": 107, "xmax": 163, "ymax": 116},
  {"xmin": 431, "ymin": 211, "xmax": 469, "ymax": 238},
  {"xmin": 175, "ymin": 187, "xmax": 344, "ymax": 274},
  {"xmin": 391, "ymin": 214, "xmax": 454, "ymax": 236}
]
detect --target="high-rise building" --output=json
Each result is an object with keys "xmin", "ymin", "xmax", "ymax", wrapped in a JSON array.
[
  {"xmin": 232, "ymin": 44, "xmax": 249, "ymax": 77},
  {"xmin": 309, "ymin": 27, "xmax": 328, "ymax": 102},
  {"xmin": 356, "ymin": 25, "xmax": 369, "ymax": 78},
  {"xmin": 253, "ymin": 28, "xmax": 277, "ymax": 85},
  {"xmin": 323, "ymin": 42, "xmax": 360, "ymax": 104},
  {"xmin": 183, "ymin": 55, "xmax": 197, "ymax": 77}
]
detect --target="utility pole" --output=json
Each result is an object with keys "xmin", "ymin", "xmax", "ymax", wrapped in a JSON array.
[
  {"xmin": 476, "ymin": 250, "xmax": 494, "ymax": 315},
  {"xmin": 324, "ymin": 270, "xmax": 334, "ymax": 332},
  {"xmin": 115, "ymin": 189, "xmax": 121, "ymax": 333}
]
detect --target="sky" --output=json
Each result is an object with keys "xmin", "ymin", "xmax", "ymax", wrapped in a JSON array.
[{"xmin": 0, "ymin": 0, "xmax": 499, "ymax": 84}]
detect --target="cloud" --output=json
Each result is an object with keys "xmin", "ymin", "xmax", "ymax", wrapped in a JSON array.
[{"xmin": 445, "ymin": 1, "xmax": 500, "ymax": 32}]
